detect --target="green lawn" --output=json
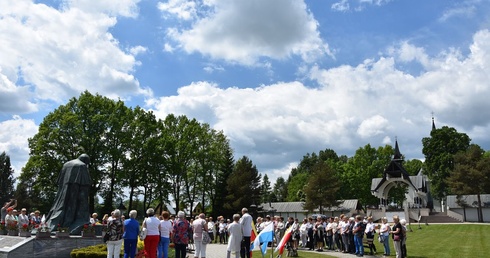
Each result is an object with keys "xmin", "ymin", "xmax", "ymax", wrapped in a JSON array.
[{"xmin": 252, "ymin": 224, "xmax": 490, "ymax": 258}]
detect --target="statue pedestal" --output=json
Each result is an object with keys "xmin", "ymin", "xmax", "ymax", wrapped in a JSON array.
[
  {"xmin": 19, "ymin": 231, "xmax": 32, "ymax": 237},
  {"xmin": 36, "ymin": 231, "xmax": 51, "ymax": 238},
  {"xmin": 81, "ymin": 231, "xmax": 95, "ymax": 238},
  {"xmin": 7, "ymin": 230, "xmax": 19, "ymax": 236},
  {"xmin": 56, "ymin": 231, "xmax": 70, "ymax": 238}
]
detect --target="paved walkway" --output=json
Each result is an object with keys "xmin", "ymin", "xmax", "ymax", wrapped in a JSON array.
[{"xmin": 197, "ymin": 244, "xmax": 380, "ymax": 258}]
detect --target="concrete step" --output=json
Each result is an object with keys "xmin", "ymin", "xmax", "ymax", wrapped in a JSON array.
[{"xmin": 421, "ymin": 213, "xmax": 461, "ymax": 223}]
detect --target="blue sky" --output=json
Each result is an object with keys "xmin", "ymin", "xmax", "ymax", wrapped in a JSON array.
[{"xmin": 1, "ymin": 0, "xmax": 490, "ymax": 183}]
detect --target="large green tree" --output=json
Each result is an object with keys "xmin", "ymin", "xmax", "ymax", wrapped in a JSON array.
[
  {"xmin": 272, "ymin": 177, "xmax": 288, "ymax": 202},
  {"xmin": 224, "ymin": 156, "xmax": 261, "ymax": 214},
  {"xmin": 339, "ymin": 144, "xmax": 394, "ymax": 208},
  {"xmin": 286, "ymin": 148, "xmax": 341, "ymax": 202},
  {"xmin": 25, "ymin": 91, "xmax": 129, "ymax": 213},
  {"xmin": 303, "ymin": 160, "xmax": 341, "ymax": 214},
  {"xmin": 0, "ymin": 152, "xmax": 16, "ymax": 205},
  {"xmin": 448, "ymin": 144, "xmax": 490, "ymax": 222},
  {"xmin": 122, "ymin": 107, "xmax": 167, "ymax": 213},
  {"xmin": 422, "ymin": 126, "xmax": 471, "ymax": 200},
  {"xmin": 212, "ymin": 143, "xmax": 234, "ymax": 218},
  {"xmin": 161, "ymin": 114, "xmax": 201, "ymax": 216},
  {"xmin": 260, "ymin": 174, "xmax": 272, "ymax": 204}
]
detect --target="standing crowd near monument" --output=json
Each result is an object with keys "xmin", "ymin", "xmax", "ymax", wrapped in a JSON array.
[
  {"xmin": 3, "ymin": 153, "xmax": 408, "ymax": 258},
  {"xmin": 1, "ymin": 199, "xmax": 43, "ymax": 231},
  {"xmin": 106, "ymin": 207, "xmax": 408, "ymax": 258},
  {"xmin": 2, "ymin": 199, "xmax": 409, "ymax": 258}
]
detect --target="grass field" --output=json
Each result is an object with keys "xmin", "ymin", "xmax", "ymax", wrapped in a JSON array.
[{"xmin": 252, "ymin": 224, "xmax": 490, "ymax": 258}]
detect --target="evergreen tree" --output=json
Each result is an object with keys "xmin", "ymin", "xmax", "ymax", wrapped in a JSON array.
[
  {"xmin": 0, "ymin": 152, "xmax": 16, "ymax": 205},
  {"xmin": 261, "ymin": 174, "xmax": 272, "ymax": 204},
  {"xmin": 213, "ymin": 144, "xmax": 234, "ymax": 218},
  {"xmin": 272, "ymin": 177, "xmax": 288, "ymax": 202},
  {"xmin": 303, "ymin": 160, "xmax": 341, "ymax": 214},
  {"xmin": 224, "ymin": 156, "xmax": 261, "ymax": 214}
]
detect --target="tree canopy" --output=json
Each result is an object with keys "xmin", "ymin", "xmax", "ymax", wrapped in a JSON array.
[
  {"xmin": 448, "ymin": 144, "xmax": 490, "ymax": 222},
  {"xmin": 17, "ymin": 91, "xmax": 233, "ymax": 217},
  {"xmin": 0, "ymin": 152, "xmax": 16, "ymax": 206},
  {"xmin": 422, "ymin": 126, "xmax": 471, "ymax": 200}
]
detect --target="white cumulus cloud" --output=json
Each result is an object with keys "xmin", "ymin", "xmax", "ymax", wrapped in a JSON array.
[{"xmin": 161, "ymin": 0, "xmax": 332, "ymax": 65}]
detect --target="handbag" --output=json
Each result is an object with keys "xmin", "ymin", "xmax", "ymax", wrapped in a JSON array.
[
  {"xmin": 104, "ymin": 231, "xmax": 111, "ymax": 243},
  {"xmin": 201, "ymin": 221, "xmax": 211, "ymax": 245},
  {"xmin": 139, "ymin": 219, "xmax": 147, "ymax": 241},
  {"xmin": 393, "ymin": 234, "xmax": 401, "ymax": 241},
  {"xmin": 378, "ymin": 235, "xmax": 384, "ymax": 243},
  {"xmin": 202, "ymin": 231, "xmax": 211, "ymax": 244},
  {"xmin": 139, "ymin": 228, "xmax": 147, "ymax": 240}
]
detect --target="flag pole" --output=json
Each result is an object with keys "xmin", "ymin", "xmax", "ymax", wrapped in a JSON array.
[{"xmin": 271, "ymin": 231, "xmax": 274, "ymax": 258}]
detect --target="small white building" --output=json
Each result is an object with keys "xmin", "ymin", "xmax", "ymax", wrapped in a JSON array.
[
  {"xmin": 446, "ymin": 194, "xmax": 490, "ymax": 222},
  {"xmin": 259, "ymin": 200, "xmax": 361, "ymax": 220}
]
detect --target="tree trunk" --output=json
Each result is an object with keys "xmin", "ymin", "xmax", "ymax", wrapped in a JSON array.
[
  {"xmin": 129, "ymin": 187, "xmax": 134, "ymax": 212},
  {"xmin": 477, "ymin": 194, "xmax": 483, "ymax": 223}
]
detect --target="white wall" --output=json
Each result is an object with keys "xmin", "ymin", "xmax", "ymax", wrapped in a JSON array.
[{"xmin": 449, "ymin": 208, "xmax": 490, "ymax": 222}]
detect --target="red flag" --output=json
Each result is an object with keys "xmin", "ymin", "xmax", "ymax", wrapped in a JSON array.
[
  {"xmin": 275, "ymin": 225, "xmax": 293, "ymax": 255},
  {"xmin": 250, "ymin": 220, "xmax": 258, "ymax": 258}
]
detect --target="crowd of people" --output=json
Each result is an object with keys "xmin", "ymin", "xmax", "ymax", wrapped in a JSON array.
[
  {"xmin": 1, "ymin": 199, "xmax": 43, "ymax": 231},
  {"xmin": 2, "ymin": 200, "xmax": 408, "ymax": 258}
]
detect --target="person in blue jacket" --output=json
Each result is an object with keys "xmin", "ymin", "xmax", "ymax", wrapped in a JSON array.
[{"xmin": 123, "ymin": 210, "xmax": 140, "ymax": 258}]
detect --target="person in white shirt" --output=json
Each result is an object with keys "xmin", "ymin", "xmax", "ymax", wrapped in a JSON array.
[
  {"xmin": 227, "ymin": 214, "xmax": 243, "ymax": 258},
  {"xmin": 239, "ymin": 208, "xmax": 253, "ymax": 258},
  {"xmin": 158, "ymin": 211, "xmax": 173, "ymax": 258},
  {"xmin": 192, "ymin": 213, "xmax": 208, "ymax": 258},
  {"xmin": 379, "ymin": 217, "xmax": 391, "ymax": 256},
  {"xmin": 299, "ymin": 218, "xmax": 308, "ymax": 248},
  {"xmin": 364, "ymin": 216, "xmax": 377, "ymax": 255},
  {"xmin": 89, "ymin": 213, "xmax": 98, "ymax": 224},
  {"xmin": 207, "ymin": 217, "xmax": 216, "ymax": 243},
  {"xmin": 18, "ymin": 208, "xmax": 30, "ymax": 229},
  {"xmin": 144, "ymin": 208, "xmax": 161, "ymax": 258}
]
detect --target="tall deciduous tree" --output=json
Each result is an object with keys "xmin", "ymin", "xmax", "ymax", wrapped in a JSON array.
[
  {"xmin": 206, "ymin": 131, "xmax": 233, "ymax": 217},
  {"xmin": 123, "ymin": 107, "xmax": 167, "ymax": 213},
  {"xmin": 303, "ymin": 160, "xmax": 341, "ymax": 214},
  {"xmin": 448, "ymin": 144, "xmax": 490, "ymax": 222},
  {"xmin": 422, "ymin": 126, "xmax": 471, "ymax": 200},
  {"xmin": 161, "ymin": 114, "xmax": 200, "ymax": 216},
  {"xmin": 340, "ymin": 144, "xmax": 393, "ymax": 208},
  {"xmin": 26, "ymin": 91, "xmax": 128, "ymax": 213},
  {"xmin": 0, "ymin": 152, "xmax": 16, "ymax": 205}
]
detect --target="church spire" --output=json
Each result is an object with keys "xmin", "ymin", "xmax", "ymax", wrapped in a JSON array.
[
  {"xmin": 394, "ymin": 137, "xmax": 402, "ymax": 161},
  {"xmin": 431, "ymin": 113, "xmax": 436, "ymax": 132}
]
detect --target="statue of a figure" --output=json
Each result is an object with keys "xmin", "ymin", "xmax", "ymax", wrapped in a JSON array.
[{"xmin": 46, "ymin": 154, "xmax": 91, "ymax": 232}]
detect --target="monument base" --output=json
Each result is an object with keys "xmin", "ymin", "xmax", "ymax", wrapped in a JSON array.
[{"xmin": 0, "ymin": 235, "xmax": 102, "ymax": 258}]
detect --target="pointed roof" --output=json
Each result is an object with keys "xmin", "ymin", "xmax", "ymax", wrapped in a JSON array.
[
  {"xmin": 431, "ymin": 115, "xmax": 436, "ymax": 132},
  {"xmin": 373, "ymin": 140, "xmax": 417, "ymax": 192},
  {"xmin": 393, "ymin": 139, "xmax": 402, "ymax": 161}
]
